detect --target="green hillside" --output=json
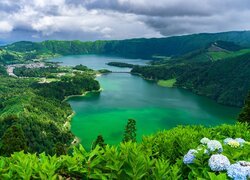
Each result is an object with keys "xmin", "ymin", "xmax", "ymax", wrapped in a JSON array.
[
  {"xmin": 153, "ymin": 40, "xmax": 249, "ymax": 63},
  {"xmin": 0, "ymin": 49, "xmax": 22, "ymax": 64},
  {"xmin": 132, "ymin": 52, "xmax": 250, "ymax": 107},
  {"xmin": 0, "ymin": 71, "xmax": 100, "ymax": 155},
  {"xmin": 3, "ymin": 31, "xmax": 250, "ymax": 59}
]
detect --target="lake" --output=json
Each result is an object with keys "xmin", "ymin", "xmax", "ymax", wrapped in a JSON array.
[{"xmin": 51, "ymin": 55, "xmax": 240, "ymax": 149}]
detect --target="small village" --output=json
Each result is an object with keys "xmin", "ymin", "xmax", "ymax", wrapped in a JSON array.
[{"xmin": 6, "ymin": 62, "xmax": 47, "ymax": 77}]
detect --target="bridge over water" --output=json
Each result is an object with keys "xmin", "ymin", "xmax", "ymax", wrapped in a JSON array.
[{"xmin": 111, "ymin": 71, "xmax": 131, "ymax": 73}]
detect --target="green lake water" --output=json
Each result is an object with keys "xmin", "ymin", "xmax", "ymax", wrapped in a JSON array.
[{"xmin": 51, "ymin": 55, "xmax": 240, "ymax": 149}]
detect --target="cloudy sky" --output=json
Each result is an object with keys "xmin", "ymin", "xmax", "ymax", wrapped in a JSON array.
[{"xmin": 0, "ymin": 0, "xmax": 250, "ymax": 42}]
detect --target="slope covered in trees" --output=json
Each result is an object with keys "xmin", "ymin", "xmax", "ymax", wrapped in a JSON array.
[
  {"xmin": 132, "ymin": 52, "xmax": 250, "ymax": 107},
  {"xmin": 3, "ymin": 31, "xmax": 250, "ymax": 59},
  {"xmin": 238, "ymin": 93, "xmax": 250, "ymax": 123},
  {"xmin": 0, "ymin": 72, "xmax": 100, "ymax": 155}
]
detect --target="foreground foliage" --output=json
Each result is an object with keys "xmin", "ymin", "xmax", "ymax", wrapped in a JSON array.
[{"xmin": 0, "ymin": 123, "xmax": 249, "ymax": 179}]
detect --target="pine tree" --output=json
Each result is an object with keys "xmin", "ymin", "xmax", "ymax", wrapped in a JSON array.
[
  {"xmin": 238, "ymin": 92, "xmax": 250, "ymax": 123},
  {"xmin": 1, "ymin": 125, "xmax": 28, "ymax": 156},
  {"xmin": 92, "ymin": 135, "xmax": 106, "ymax": 150},
  {"xmin": 123, "ymin": 119, "xmax": 136, "ymax": 143}
]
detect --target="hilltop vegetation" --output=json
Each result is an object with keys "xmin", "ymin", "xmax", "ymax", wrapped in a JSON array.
[
  {"xmin": 150, "ymin": 40, "xmax": 248, "ymax": 64},
  {"xmin": 0, "ymin": 48, "xmax": 58, "ymax": 65},
  {"xmin": 3, "ymin": 31, "xmax": 250, "ymax": 59},
  {"xmin": 0, "ymin": 49, "xmax": 22, "ymax": 64}
]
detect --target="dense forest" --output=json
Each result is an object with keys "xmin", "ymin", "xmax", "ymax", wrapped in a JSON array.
[
  {"xmin": 0, "ymin": 71, "xmax": 100, "ymax": 155},
  {"xmin": 13, "ymin": 66, "xmax": 64, "ymax": 77},
  {"xmin": 107, "ymin": 62, "xmax": 134, "ymax": 68},
  {"xmin": 238, "ymin": 93, "xmax": 250, "ymax": 123},
  {"xmin": 132, "ymin": 48, "xmax": 250, "ymax": 107}
]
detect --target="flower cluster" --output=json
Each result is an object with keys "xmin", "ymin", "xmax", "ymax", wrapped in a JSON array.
[
  {"xmin": 224, "ymin": 138, "xmax": 234, "ymax": 144},
  {"xmin": 235, "ymin": 138, "xmax": 246, "ymax": 146},
  {"xmin": 227, "ymin": 161, "xmax": 250, "ymax": 180},
  {"xmin": 224, "ymin": 137, "xmax": 246, "ymax": 147},
  {"xmin": 208, "ymin": 154, "xmax": 230, "ymax": 171},
  {"xmin": 183, "ymin": 149, "xmax": 198, "ymax": 165},
  {"xmin": 228, "ymin": 140, "xmax": 240, "ymax": 148},
  {"xmin": 183, "ymin": 137, "xmax": 250, "ymax": 179},
  {"xmin": 207, "ymin": 140, "xmax": 223, "ymax": 153},
  {"xmin": 200, "ymin": 137, "xmax": 210, "ymax": 145}
]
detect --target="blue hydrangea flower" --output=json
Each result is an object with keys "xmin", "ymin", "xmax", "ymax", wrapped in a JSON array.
[
  {"xmin": 235, "ymin": 138, "xmax": 246, "ymax": 146},
  {"xmin": 227, "ymin": 161, "xmax": 250, "ymax": 180},
  {"xmin": 207, "ymin": 140, "xmax": 223, "ymax": 153},
  {"xmin": 208, "ymin": 154, "xmax": 230, "ymax": 172},
  {"xmin": 183, "ymin": 149, "xmax": 198, "ymax": 164},
  {"xmin": 238, "ymin": 161, "xmax": 250, "ymax": 178},
  {"xmin": 224, "ymin": 138, "xmax": 234, "ymax": 144},
  {"xmin": 200, "ymin": 137, "xmax": 210, "ymax": 145}
]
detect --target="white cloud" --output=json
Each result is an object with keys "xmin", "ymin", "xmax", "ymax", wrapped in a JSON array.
[
  {"xmin": 0, "ymin": 21, "xmax": 13, "ymax": 32},
  {"xmin": 0, "ymin": 0, "xmax": 249, "ymax": 41}
]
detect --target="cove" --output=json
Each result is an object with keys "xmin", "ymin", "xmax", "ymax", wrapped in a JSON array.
[{"xmin": 51, "ymin": 55, "xmax": 240, "ymax": 149}]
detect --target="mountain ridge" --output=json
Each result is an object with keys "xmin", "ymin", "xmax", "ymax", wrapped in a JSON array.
[{"xmin": 3, "ymin": 30, "xmax": 250, "ymax": 59}]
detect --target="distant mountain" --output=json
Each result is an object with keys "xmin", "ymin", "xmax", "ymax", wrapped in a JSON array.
[
  {"xmin": 3, "ymin": 31, "xmax": 250, "ymax": 59},
  {"xmin": 166, "ymin": 40, "xmax": 249, "ymax": 63}
]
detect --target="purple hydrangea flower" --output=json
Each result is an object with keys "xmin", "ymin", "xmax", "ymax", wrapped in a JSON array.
[{"xmin": 208, "ymin": 154, "xmax": 230, "ymax": 172}]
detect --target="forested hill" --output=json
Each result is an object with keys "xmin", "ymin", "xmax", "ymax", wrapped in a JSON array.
[
  {"xmin": 132, "ymin": 52, "xmax": 250, "ymax": 107},
  {"xmin": 3, "ymin": 31, "xmax": 250, "ymax": 59}
]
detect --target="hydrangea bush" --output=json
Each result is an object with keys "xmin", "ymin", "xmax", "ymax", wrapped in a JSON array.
[
  {"xmin": 183, "ymin": 137, "xmax": 250, "ymax": 179},
  {"xmin": 227, "ymin": 162, "xmax": 250, "ymax": 180},
  {"xmin": 0, "ymin": 123, "xmax": 249, "ymax": 179}
]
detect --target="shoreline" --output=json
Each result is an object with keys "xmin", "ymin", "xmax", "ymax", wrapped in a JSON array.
[
  {"xmin": 63, "ymin": 88, "xmax": 103, "ymax": 102},
  {"xmin": 63, "ymin": 87, "xmax": 103, "ymax": 147},
  {"xmin": 133, "ymin": 72, "xmax": 241, "ymax": 108}
]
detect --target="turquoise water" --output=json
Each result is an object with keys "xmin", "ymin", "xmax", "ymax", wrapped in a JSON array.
[{"xmin": 51, "ymin": 55, "xmax": 240, "ymax": 149}]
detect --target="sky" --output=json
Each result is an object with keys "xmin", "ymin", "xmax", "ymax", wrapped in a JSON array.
[{"xmin": 0, "ymin": 0, "xmax": 250, "ymax": 42}]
